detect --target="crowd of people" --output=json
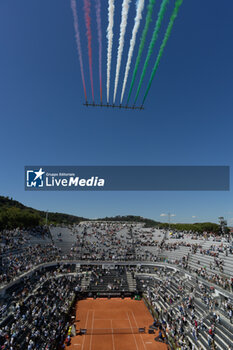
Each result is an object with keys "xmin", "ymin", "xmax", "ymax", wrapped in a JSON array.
[
  {"xmin": 1, "ymin": 224, "xmax": 233, "ymax": 292},
  {"xmin": 0, "ymin": 227, "xmax": 50, "ymax": 256},
  {"xmin": 140, "ymin": 271, "xmax": 233, "ymax": 350},
  {"xmin": 0, "ymin": 244, "xmax": 61, "ymax": 286},
  {"xmin": 89, "ymin": 265, "xmax": 129, "ymax": 291},
  {"xmin": 168, "ymin": 254, "xmax": 233, "ymax": 293},
  {"xmin": 70, "ymin": 223, "xmax": 138, "ymax": 261},
  {"xmin": 0, "ymin": 222, "xmax": 233, "ymax": 350},
  {"xmin": 0, "ymin": 272, "xmax": 80, "ymax": 350}
]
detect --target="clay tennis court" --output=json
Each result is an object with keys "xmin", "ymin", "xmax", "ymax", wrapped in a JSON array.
[{"xmin": 67, "ymin": 298, "xmax": 168, "ymax": 350}]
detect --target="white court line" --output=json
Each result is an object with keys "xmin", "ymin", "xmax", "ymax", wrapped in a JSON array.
[
  {"xmin": 95, "ymin": 318, "xmax": 128, "ymax": 321},
  {"xmin": 81, "ymin": 309, "xmax": 90, "ymax": 350},
  {"xmin": 111, "ymin": 319, "xmax": 116, "ymax": 350},
  {"xmin": 90, "ymin": 310, "xmax": 95, "ymax": 350},
  {"xmin": 131, "ymin": 311, "xmax": 147, "ymax": 350},
  {"xmin": 127, "ymin": 312, "xmax": 139, "ymax": 350}
]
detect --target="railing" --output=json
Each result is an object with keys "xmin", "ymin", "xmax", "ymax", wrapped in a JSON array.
[
  {"xmin": 1, "ymin": 258, "xmax": 232, "ymax": 297},
  {"xmin": 142, "ymin": 295, "xmax": 176, "ymax": 350}
]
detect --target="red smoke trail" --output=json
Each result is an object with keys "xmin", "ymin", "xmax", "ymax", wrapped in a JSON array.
[
  {"xmin": 70, "ymin": 0, "xmax": 87, "ymax": 101},
  {"xmin": 84, "ymin": 0, "xmax": 94, "ymax": 102},
  {"xmin": 96, "ymin": 0, "xmax": 102, "ymax": 102}
]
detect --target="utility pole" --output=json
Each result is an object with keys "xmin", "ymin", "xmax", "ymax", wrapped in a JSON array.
[
  {"xmin": 45, "ymin": 210, "xmax": 53, "ymax": 243},
  {"xmin": 45, "ymin": 210, "xmax": 48, "ymax": 227}
]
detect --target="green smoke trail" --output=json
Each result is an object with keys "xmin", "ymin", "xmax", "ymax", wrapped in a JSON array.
[
  {"xmin": 126, "ymin": 0, "xmax": 156, "ymax": 105},
  {"xmin": 142, "ymin": 0, "xmax": 183, "ymax": 105},
  {"xmin": 134, "ymin": 0, "xmax": 170, "ymax": 104}
]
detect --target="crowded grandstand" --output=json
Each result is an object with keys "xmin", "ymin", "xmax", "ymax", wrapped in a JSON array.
[{"xmin": 0, "ymin": 222, "xmax": 233, "ymax": 349}]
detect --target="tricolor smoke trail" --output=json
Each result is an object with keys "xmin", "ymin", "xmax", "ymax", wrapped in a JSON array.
[
  {"xmin": 120, "ymin": 0, "xmax": 145, "ymax": 104},
  {"xmin": 84, "ymin": 0, "xmax": 94, "ymax": 102},
  {"xmin": 95, "ymin": 0, "xmax": 102, "ymax": 102},
  {"xmin": 134, "ymin": 0, "xmax": 170, "ymax": 104},
  {"xmin": 113, "ymin": 0, "xmax": 131, "ymax": 104},
  {"xmin": 70, "ymin": 0, "xmax": 87, "ymax": 101},
  {"xmin": 106, "ymin": 0, "xmax": 115, "ymax": 103},
  {"xmin": 126, "ymin": 0, "xmax": 156, "ymax": 105},
  {"xmin": 142, "ymin": 0, "xmax": 183, "ymax": 105}
]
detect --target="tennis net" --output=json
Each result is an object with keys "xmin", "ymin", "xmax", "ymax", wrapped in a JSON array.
[{"xmin": 79, "ymin": 327, "xmax": 145, "ymax": 335}]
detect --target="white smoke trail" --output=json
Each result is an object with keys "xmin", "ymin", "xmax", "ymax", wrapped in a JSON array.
[
  {"xmin": 120, "ymin": 0, "xmax": 145, "ymax": 104},
  {"xmin": 113, "ymin": 0, "xmax": 131, "ymax": 104},
  {"xmin": 106, "ymin": 0, "xmax": 115, "ymax": 103}
]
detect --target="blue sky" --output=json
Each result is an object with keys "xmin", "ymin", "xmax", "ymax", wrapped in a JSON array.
[{"xmin": 0, "ymin": 0, "xmax": 233, "ymax": 224}]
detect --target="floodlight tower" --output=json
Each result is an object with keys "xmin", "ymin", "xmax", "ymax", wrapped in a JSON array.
[
  {"xmin": 164, "ymin": 213, "xmax": 171, "ymax": 240},
  {"xmin": 168, "ymin": 212, "xmax": 171, "ymax": 231},
  {"xmin": 218, "ymin": 217, "xmax": 227, "ymax": 235}
]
